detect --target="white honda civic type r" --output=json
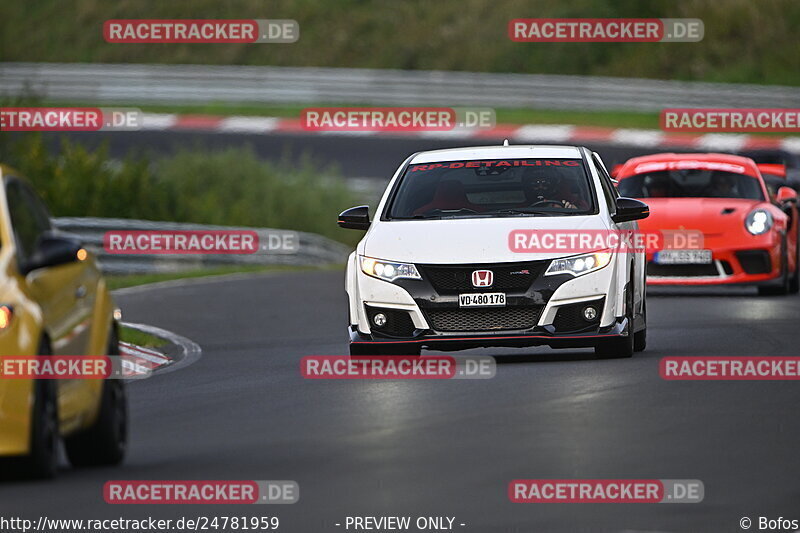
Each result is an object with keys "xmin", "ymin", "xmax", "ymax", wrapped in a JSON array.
[{"xmin": 338, "ymin": 144, "xmax": 650, "ymax": 358}]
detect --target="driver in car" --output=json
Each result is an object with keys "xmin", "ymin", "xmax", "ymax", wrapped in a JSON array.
[
  {"xmin": 706, "ymin": 173, "xmax": 736, "ymax": 198},
  {"xmin": 523, "ymin": 172, "xmax": 589, "ymax": 210}
]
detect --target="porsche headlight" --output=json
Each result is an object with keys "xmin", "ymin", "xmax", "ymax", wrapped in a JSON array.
[
  {"xmin": 545, "ymin": 251, "xmax": 613, "ymax": 277},
  {"xmin": 745, "ymin": 209, "xmax": 773, "ymax": 235},
  {"xmin": 360, "ymin": 256, "xmax": 421, "ymax": 282}
]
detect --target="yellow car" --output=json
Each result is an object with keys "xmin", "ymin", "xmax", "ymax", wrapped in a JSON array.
[{"xmin": 0, "ymin": 165, "xmax": 126, "ymax": 478}]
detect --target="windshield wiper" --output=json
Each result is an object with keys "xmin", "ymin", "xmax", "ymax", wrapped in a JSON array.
[
  {"xmin": 392, "ymin": 214, "xmax": 442, "ymax": 220},
  {"xmin": 488, "ymin": 209, "xmax": 561, "ymax": 216}
]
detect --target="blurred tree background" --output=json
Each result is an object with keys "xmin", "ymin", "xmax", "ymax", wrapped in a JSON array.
[{"xmin": 2, "ymin": 0, "xmax": 798, "ymax": 85}]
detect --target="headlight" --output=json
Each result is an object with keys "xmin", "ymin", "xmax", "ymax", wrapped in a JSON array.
[
  {"xmin": 545, "ymin": 251, "xmax": 613, "ymax": 277},
  {"xmin": 360, "ymin": 256, "xmax": 421, "ymax": 282},
  {"xmin": 745, "ymin": 209, "xmax": 773, "ymax": 235}
]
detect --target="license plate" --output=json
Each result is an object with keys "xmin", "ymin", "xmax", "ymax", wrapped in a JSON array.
[
  {"xmin": 655, "ymin": 250, "xmax": 713, "ymax": 264},
  {"xmin": 459, "ymin": 292, "xmax": 506, "ymax": 307}
]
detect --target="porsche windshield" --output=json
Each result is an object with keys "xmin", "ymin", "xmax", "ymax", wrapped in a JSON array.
[
  {"xmin": 618, "ymin": 169, "xmax": 764, "ymax": 201},
  {"xmin": 387, "ymin": 158, "xmax": 594, "ymax": 219}
]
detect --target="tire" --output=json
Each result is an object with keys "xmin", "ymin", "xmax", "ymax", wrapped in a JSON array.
[
  {"xmin": 349, "ymin": 342, "xmax": 421, "ymax": 356},
  {"xmin": 634, "ymin": 297, "xmax": 647, "ymax": 353},
  {"xmin": 24, "ymin": 338, "xmax": 59, "ymax": 479},
  {"xmin": 64, "ymin": 326, "xmax": 127, "ymax": 467},
  {"xmin": 789, "ymin": 238, "xmax": 799, "ymax": 294},
  {"xmin": 758, "ymin": 238, "xmax": 791, "ymax": 296},
  {"xmin": 595, "ymin": 331, "xmax": 634, "ymax": 359},
  {"xmin": 595, "ymin": 282, "xmax": 634, "ymax": 359}
]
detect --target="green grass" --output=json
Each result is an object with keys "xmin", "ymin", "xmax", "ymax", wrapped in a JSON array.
[
  {"xmin": 1, "ymin": 0, "xmax": 799, "ymax": 86},
  {"xmin": 107, "ymin": 264, "xmax": 343, "ymax": 291},
  {"xmin": 119, "ymin": 325, "xmax": 165, "ymax": 348},
  {"xmin": 41, "ymin": 100, "xmax": 665, "ymax": 129},
  {"xmin": 37, "ymin": 100, "xmax": 792, "ymax": 136},
  {"xmin": 0, "ymin": 133, "xmax": 362, "ymax": 246}
]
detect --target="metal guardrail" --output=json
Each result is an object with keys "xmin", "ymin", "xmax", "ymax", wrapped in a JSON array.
[
  {"xmin": 53, "ymin": 217, "xmax": 351, "ymax": 274},
  {"xmin": 2, "ymin": 62, "xmax": 799, "ymax": 112}
]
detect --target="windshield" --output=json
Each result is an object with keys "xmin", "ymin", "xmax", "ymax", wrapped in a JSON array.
[
  {"xmin": 386, "ymin": 158, "xmax": 594, "ymax": 219},
  {"xmin": 618, "ymin": 169, "xmax": 764, "ymax": 201}
]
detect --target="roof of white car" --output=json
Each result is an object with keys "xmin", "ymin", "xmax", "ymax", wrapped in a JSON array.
[{"xmin": 409, "ymin": 145, "xmax": 584, "ymax": 163}]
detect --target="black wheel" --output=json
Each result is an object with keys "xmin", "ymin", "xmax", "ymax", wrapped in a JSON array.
[
  {"xmin": 789, "ymin": 238, "xmax": 799, "ymax": 294},
  {"xmin": 758, "ymin": 238, "xmax": 791, "ymax": 296},
  {"xmin": 595, "ymin": 331, "xmax": 634, "ymax": 359},
  {"xmin": 25, "ymin": 338, "xmax": 59, "ymax": 479},
  {"xmin": 64, "ymin": 326, "xmax": 127, "ymax": 467},
  {"xmin": 634, "ymin": 296, "xmax": 647, "ymax": 352},
  {"xmin": 595, "ymin": 282, "xmax": 635, "ymax": 359},
  {"xmin": 349, "ymin": 342, "xmax": 421, "ymax": 356}
]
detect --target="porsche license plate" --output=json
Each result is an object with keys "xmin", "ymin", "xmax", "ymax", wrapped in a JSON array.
[{"xmin": 655, "ymin": 250, "xmax": 713, "ymax": 264}]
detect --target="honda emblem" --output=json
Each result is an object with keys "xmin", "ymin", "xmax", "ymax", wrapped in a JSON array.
[{"xmin": 471, "ymin": 270, "xmax": 494, "ymax": 288}]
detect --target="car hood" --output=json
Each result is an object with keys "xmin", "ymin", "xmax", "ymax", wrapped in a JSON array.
[
  {"xmin": 636, "ymin": 197, "xmax": 765, "ymax": 235},
  {"xmin": 362, "ymin": 215, "xmax": 610, "ymax": 264}
]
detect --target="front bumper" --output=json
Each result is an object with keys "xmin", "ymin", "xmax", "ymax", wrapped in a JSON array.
[
  {"xmin": 349, "ymin": 317, "xmax": 630, "ymax": 350},
  {"xmin": 347, "ymin": 257, "xmax": 630, "ymax": 348},
  {"xmin": 645, "ymin": 241, "xmax": 782, "ymax": 286}
]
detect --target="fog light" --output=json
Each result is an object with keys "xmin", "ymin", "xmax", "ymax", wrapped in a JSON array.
[
  {"xmin": 583, "ymin": 306, "xmax": 598, "ymax": 321},
  {"xmin": 373, "ymin": 313, "xmax": 387, "ymax": 327}
]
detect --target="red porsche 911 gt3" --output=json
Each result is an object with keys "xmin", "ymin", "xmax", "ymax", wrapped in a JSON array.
[{"xmin": 616, "ymin": 153, "xmax": 799, "ymax": 295}]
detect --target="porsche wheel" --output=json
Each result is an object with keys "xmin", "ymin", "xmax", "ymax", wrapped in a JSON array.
[
  {"xmin": 759, "ymin": 238, "xmax": 791, "ymax": 296},
  {"xmin": 789, "ymin": 237, "xmax": 799, "ymax": 294}
]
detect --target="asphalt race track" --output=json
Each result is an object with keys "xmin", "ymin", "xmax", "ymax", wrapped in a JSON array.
[
  {"xmin": 1, "ymin": 270, "xmax": 799, "ymax": 532},
  {"xmin": 1, "ymin": 131, "xmax": 798, "ymax": 531},
  {"xmin": 35, "ymin": 130, "xmax": 684, "ymax": 179}
]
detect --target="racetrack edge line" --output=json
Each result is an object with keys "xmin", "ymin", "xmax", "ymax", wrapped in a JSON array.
[{"xmin": 121, "ymin": 321, "xmax": 202, "ymax": 375}]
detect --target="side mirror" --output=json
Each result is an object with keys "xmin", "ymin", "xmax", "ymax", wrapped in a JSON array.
[
  {"xmin": 23, "ymin": 233, "xmax": 84, "ymax": 274},
  {"xmin": 777, "ymin": 186, "xmax": 798, "ymax": 205},
  {"xmin": 612, "ymin": 197, "xmax": 650, "ymax": 223},
  {"xmin": 337, "ymin": 205, "xmax": 371, "ymax": 230}
]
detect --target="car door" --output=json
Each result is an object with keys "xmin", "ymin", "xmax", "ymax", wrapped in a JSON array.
[
  {"xmin": 591, "ymin": 152, "xmax": 645, "ymax": 314},
  {"xmin": 6, "ymin": 179, "xmax": 99, "ymax": 425}
]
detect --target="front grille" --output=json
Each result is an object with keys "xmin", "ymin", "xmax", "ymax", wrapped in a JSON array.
[
  {"xmin": 418, "ymin": 261, "xmax": 546, "ymax": 294},
  {"xmin": 646, "ymin": 262, "xmax": 719, "ymax": 277},
  {"xmin": 425, "ymin": 306, "xmax": 541, "ymax": 332},
  {"xmin": 553, "ymin": 298, "xmax": 604, "ymax": 333},
  {"xmin": 365, "ymin": 305, "xmax": 416, "ymax": 337},
  {"xmin": 736, "ymin": 250, "xmax": 772, "ymax": 274}
]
